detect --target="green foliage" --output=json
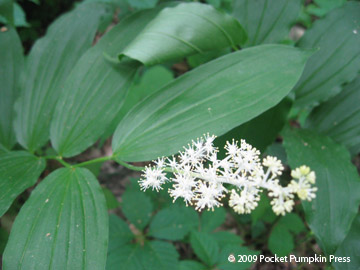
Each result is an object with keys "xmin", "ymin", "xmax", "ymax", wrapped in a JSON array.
[
  {"xmin": 102, "ymin": 65, "xmax": 174, "ymax": 140},
  {"xmin": 112, "ymin": 45, "xmax": 311, "ymax": 161},
  {"xmin": 0, "ymin": 27, "xmax": 23, "ymax": 149},
  {"xmin": 306, "ymin": 75, "xmax": 360, "ymax": 155},
  {"xmin": 149, "ymin": 204, "xmax": 198, "ymax": 240},
  {"xmin": 179, "ymin": 260, "xmax": 207, "ymax": 270},
  {"xmin": 14, "ymin": 2, "xmax": 113, "ymax": 152},
  {"xmin": 119, "ymin": 2, "xmax": 247, "ymax": 65},
  {"xmin": 121, "ymin": 188, "xmax": 153, "ymax": 230},
  {"xmin": 190, "ymin": 231, "xmax": 220, "ymax": 266},
  {"xmin": 211, "ymin": 231, "xmax": 244, "ymax": 248},
  {"xmin": 1, "ymin": 0, "xmax": 360, "ymax": 268},
  {"xmin": 233, "ymin": 0, "xmax": 302, "ymax": 46},
  {"xmin": 334, "ymin": 214, "xmax": 360, "ymax": 269},
  {"xmin": 294, "ymin": 1, "xmax": 360, "ymax": 108},
  {"xmin": 0, "ymin": 151, "xmax": 45, "ymax": 217},
  {"xmin": 3, "ymin": 168, "xmax": 108, "ymax": 270},
  {"xmin": 215, "ymin": 98, "xmax": 292, "ymax": 156},
  {"xmin": 200, "ymin": 207, "xmax": 226, "ymax": 233},
  {"xmin": 284, "ymin": 128, "xmax": 360, "ymax": 255},
  {"xmin": 102, "ymin": 187, "xmax": 120, "ymax": 210},
  {"xmin": 268, "ymin": 224, "xmax": 294, "ymax": 256},
  {"xmin": 0, "ymin": 0, "xmax": 13, "ymax": 25},
  {"xmin": 268, "ymin": 213, "xmax": 305, "ymax": 256},
  {"xmin": 306, "ymin": 0, "xmax": 346, "ymax": 17}
]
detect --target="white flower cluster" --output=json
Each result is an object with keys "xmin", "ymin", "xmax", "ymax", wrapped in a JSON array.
[{"xmin": 139, "ymin": 134, "xmax": 317, "ymax": 216}]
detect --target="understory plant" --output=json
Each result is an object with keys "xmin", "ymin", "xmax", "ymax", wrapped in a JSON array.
[{"xmin": 0, "ymin": 0, "xmax": 360, "ymax": 269}]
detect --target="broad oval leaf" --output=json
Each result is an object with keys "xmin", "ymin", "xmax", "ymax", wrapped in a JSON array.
[
  {"xmin": 3, "ymin": 167, "xmax": 108, "ymax": 270},
  {"xmin": 0, "ymin": 27, "xmax": 23, "ymax": 149},
  {"xmin": 200, "ymin": 207, "xmax": 226, "ymax": 233},
  {"xmin": 112, "ymin": 45, "xmax": 312, "ymax": 161},
  {"xmin": 179, "ymin": 260, "xmax": 207, "ymax": 270},
  {"xmin": 215, "ymin": 98, "xmax": 292, "ymax": 158},
  {"xmin": 283, "ymin": 128, "xmax": 360, "ymax": 255},
  {"xmin": 14, "ymin": 3, "xmax": 113, "ymax": 152},
  {"xmin": 119, "ymin": 2, "xmax": 247, "ymax": 66},
  {"xmin": 148, "ymin": 204, "xmax": 198, "ymax": 241},
  {"xmin": 0, "ymin": 151, "xmax": 45, "ymax": 217},
  {"xmin": 50, "ymin": 5, "xmax": 176, "ymax": 158},
  {"xmin": 106, "ymin": 241, "xmax": 179, "ymax": 270},
  {"xmin": 107, "ymin": 214, "xmax": 134, "ymax": 254},
  {"xmin": 334, "ymin": 214, "xmax": 360, "ymax": 270},
  {"xmin": 101, "ymin": 66, "xmax": 174, "ymax": 141},
  {"xmin": 268, "ymin": 224, "xmax": 294, "ymax": 256},
  {"xmin": 121, "ymin": 189, "xmax": 153, "ymax": 230},
  {"xmin": 306, "ymin": 76, "xmax": 360, "ymax": 156},
  {"xmin": 293, "ymin": 1, "xmax": 360, "ymax": 108},
  {"xmin": 233, "ymin": 0, "xmax": 301, "ymax": 47},
  {"xmin": 0, "ymin": 0, "xmax": 13, "ymax": 25},
  {"xmin": 190, "ymin": 231, "xmax": 219, "ymax": 266}
]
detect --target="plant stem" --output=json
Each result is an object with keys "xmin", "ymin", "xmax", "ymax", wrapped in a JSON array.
[
  {"xmin": 115, "ymin": 159, "xmax": 145, "ymax": 172},
  {"xmin": 44, "ymin": 155, "xmax": 71, "ymax": 168},
  {"xmin": 73, "ymin": 155, "xmax": 114, "ymax": 168}
]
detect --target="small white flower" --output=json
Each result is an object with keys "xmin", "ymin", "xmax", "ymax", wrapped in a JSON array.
[
  {"xmin": 229, "ymin": 188, "xmax": 260, "ymax": 214},
  {"xmin": 139, "ymin": 166, "xmax": 168, "ymax": 192},
  {"xmin": 263, "ymin": 156, "xmax": 284, "ymax": 176}
]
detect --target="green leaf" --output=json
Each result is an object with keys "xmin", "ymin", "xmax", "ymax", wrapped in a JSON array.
[
  {"xmin": 13, "ymin": 3, "xmax": 29, "ymax": 27},
  {"xmin": 102, "ymin": 65, "xmax": 174, "ymax": 140},
  {"xmin": 0, "ymin": 144, "xmax": 9, "ymax": 154},
  {"xmin": 264, "ymin": 142, "xmax": 288, "ymax": 166},
  {"xmin": 217, "ymin": 244, "xmax": 259, "ymax": 270},
  {"xmin": 334, "ymin": 214, "xmax": 360, "ymax": 270},
  {"xmin": 232, "ymin": 0, "xmax": 301, "ymax": 47},
  {"xmin": 14, "ymin": 3, "xmax": 113, "ymax": 152},
  {"xmin": 108, "ymin": 214, "xmax": 134, "ymax": 254},
  {"xmin": 106, "ymin": 243, "xmax": 143, "ymax": 270},
  {"xmin": 3, "ymin": 167, "xmax": 108, "ymax": 270},
  {"xmin": 107, "ymin": 241, "xmax": 179, "ymax": 270},
  {"xmin": 283, "ymin": 128, "xmax": 360, "ymax": 255},
  {"xmin": 200, "ymin": 207, "xmax": 226, "ymax": 232},
  {"xmin": 112, "ymin": 45, "xmax": 311, "ymax": 162},
  {"xmin": 307, "ymin": 0, "xmax": 346, "ymax": 17},
  {"xmin": 125, "ymin": 0, "xmax": 158, "ymax": 9},
  {"xmin": 187, "ymin": 48, "xmax": 230, "ymax": 69},
  {"xmin": 0, "ymin": 227, "xmax": 9, "ymax": 255},
  {"xmin": 50, "ymin": 5, "xmax": 176, "ymax": 158},
  {"xmin": 119, "ymin": 2, "xmax": 247, "ymax": 66},
  {"xmin": 277, "ymin": 213, "xmax": 306, "ymax": 235},
  {"xmin": 0, "ymin": 151, "xmax": 45, "ymax": 217},
  {"xmin": 103, "ymin": 187, "xmax": 119, "ymax": 210},
  {"xmin": 0, "ymin": 0, "xmax": 13, "ymax": 25},
  {"xmin": 126, "ymin": 178, "xmax": 173, "ymax": 209},
  {"xmin": 251, "ymin": 221, "xmax": 266, "ymax": 239},
  {"xmin": 179, "ymin": 260, "xmax": 207, "ymax": 270},
  {"xmin": 306, "ymin": 76, "xmax": 360, "ymax": 156},
  {"xmin": 121, "ymin": 189, "xmax": 153, "ymax": 230},
  {"xmin": 211, "ymin": 231, "xmax": 244, "ymax": 249},
  {"xmin": 250, "ymin": 194, "xmax": 271, "ymax": 224},
  {"xmin": 190, "ymin": 231, "xmax": 219, "ymax": 266},
  {"xmin": 268, "ymin": 224, "xmax": 294, "ymax": 256},
  {"xmin": 293, "ymin": 1, "xmax": 360, "ymax": 108},
  {"xmin": 215, "ymin": 98, "xmax": 292, "ymax": 158},
  {"xmin": 0, "ymin": 27, "xmax": 23, "ymax": 149},
  {"xmin": 149, "ymin": 204, "xmax": 198, "ymax": 241}
]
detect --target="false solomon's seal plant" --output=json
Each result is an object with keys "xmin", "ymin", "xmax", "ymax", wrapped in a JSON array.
[
  {"xmin": 140, "ymin": 134, "xmax": 317, "ymax": 216},
  {"xmin": 2, "ymin": 0, "xmax": 360, "ymax": 269}
]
